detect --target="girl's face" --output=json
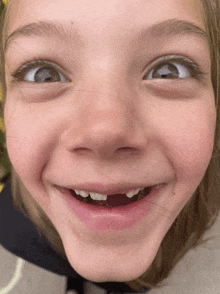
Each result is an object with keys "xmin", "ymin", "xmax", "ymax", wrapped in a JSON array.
[{"xmin": 4, "ymin": 0, "xmax": 216, "ymax": 283}]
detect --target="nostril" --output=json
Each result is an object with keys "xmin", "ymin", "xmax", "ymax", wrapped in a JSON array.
[
  {"xmin": 74, "ymin": 147, "xmax": 90, "ymax": 152},
  {"xmin": 118, "ymin": 147, "xmax": 138, "ymax": 152}
]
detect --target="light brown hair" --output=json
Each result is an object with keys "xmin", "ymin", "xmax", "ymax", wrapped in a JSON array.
[{"xmin": 0, "ymin": 0, "xmax": 219, "ymax": 291}]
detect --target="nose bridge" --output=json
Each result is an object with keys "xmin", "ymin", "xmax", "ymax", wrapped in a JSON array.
[
  {"xmin": 80, "ymin": 78, "xmax": 136, "ymax": 150},
  {"xmin": 80, "ymin": 63, "xmax": 135, "ymax": 126},
  {"xmin": 63, "ymin": 66, "xmax": 146, "ymax": 159},
  {"xmin": 84, "ymin": 58, "xmax": 129, "ymax": 95},
  {"xmin": 83, "ymin": 67, "xmax": 132, "ymax": 121}
]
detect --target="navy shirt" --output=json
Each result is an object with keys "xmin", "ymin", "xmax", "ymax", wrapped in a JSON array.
[{"xmin": 0, "ymin": 179, "xmax": 152, "ymax": 293}]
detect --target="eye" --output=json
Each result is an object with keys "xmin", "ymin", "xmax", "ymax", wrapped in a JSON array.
[
  {"xmin": 23, "ymin": 66, "xmax": 68, "ymax": 83},
  {"xmin": 143, "ymin": 55, "xmax": 206, "ymax": 81},
  {"xmin": 11, "ymin": 60, "xmax": 69, "ymax": 83},
  {"xmin": 145, "ymin": 62, "xmax": 191, "ymax": 80}
]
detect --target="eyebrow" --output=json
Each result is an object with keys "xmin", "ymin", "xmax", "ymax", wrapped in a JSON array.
[{"xmin": 4, "ymin": 18, "xmax": 208, "ymax": 54}]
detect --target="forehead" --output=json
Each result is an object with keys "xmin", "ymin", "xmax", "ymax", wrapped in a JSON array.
[{"xmin": 7, "ymin": 0, "xmax": 205, "ymax": 36}]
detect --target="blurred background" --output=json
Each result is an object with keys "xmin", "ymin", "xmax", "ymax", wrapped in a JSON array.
[{"xmin": 0, "ymin": 1, "xmax": 11, "ymax": 192}]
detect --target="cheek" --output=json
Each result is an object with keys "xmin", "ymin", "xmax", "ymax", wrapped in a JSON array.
[
  {"xmin": 148, "ymin": 99, "xmax": 216, "ymax": 215},
  {"xmin": 6, "ymin": 134, "xmax": 44, "ymax": 182},
  {"xmin": 158, "ymin": 102, "xmax": 216, "ymax": 186},
  {"xmin": 172, "ymin": 131, "xmax": 214, "ymax": 178},
  {"xmin": 4, "ymin": 100, "xmax": 53, "ymax": 186}
]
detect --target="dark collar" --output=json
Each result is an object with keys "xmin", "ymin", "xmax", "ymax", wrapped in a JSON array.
[{"xmin": 0, "ymin": 180, "xmax": 79, "ymax": 277}]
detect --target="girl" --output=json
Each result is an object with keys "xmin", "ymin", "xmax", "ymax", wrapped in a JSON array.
[{"xmin": 0, "ymin": 0, "xmax": 219, "ymax": 293}]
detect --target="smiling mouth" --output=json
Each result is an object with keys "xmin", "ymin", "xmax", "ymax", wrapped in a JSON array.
[{"xmin": 69, "ymin": 186, "xmax": 152, "ymax": 208}]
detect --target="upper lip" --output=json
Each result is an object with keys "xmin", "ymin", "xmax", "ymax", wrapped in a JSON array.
[{"xmin": 57, "ymin": 183, "xmax": 159, "ymax": 195}]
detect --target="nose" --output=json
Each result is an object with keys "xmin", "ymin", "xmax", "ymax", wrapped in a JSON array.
[{"xmin": 62, "ymin": 81, "xmax": 146, "ymax": 160}]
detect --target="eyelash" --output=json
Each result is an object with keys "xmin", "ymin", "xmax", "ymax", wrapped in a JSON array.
[
  {"xmin": 10, "ymin": 55, "xmax": 206, "ymax": 83},
  {"xmin": 145, "ymin": 55, "xmax": 206, "ymax": 81},
  {"xmin": 11, "ymin": 59, "xmax": 67, "ymax": 83}
]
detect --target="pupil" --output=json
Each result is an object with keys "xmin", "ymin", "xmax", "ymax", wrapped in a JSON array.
[
  {"xmin": 35, "ymin": 67, "xmax": 60, "ymax": 83},
  {"xmin": 153, "ymin": 63, "xmax": 179, "ymax": 79}
]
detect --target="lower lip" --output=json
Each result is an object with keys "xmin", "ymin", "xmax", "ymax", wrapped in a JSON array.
[{"xmin": 56, "ymin": 184, "xmax": 165, "ymax": 231}]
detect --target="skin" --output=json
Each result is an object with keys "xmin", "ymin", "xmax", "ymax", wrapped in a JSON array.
[{"xmin": 4, "ymin": 0, "xmax": 216, "ymax": 283}]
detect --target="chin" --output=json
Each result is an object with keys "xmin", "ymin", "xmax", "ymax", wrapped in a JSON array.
[
  {"xmin": 67, "ymin": 258, "xmax": 151, "ymax": 283},
  {"xmin": 63, "ymin": 238, "xmax": 159, "ymax": 283}
]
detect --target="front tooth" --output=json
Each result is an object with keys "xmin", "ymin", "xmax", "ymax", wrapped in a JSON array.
[
  {"xmin": 74, "ymin": 190, "xmax": 89, "ymax": 198},
  {"xmin": 90, "ymin": 192, "xmax": 107, "ymax": 201},
  {"xmin": 126, "ymin": 188, "xmax": 141, "ymax": 198}
]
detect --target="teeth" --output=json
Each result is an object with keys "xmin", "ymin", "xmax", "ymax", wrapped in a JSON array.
[
  {"xmin": 74, "ymin": 188, "xmax": 144, "ymax": 200},
  {"xmin": 89, "ymin": 193, "xmax": 107, "ymax": 201},
  {"xmin": 74, "ymin": 190, "xmax": 89, "ymax": 198},
  {"xmin": 126, "ymin": 188, "xmax": 141, "ymax": 198}
]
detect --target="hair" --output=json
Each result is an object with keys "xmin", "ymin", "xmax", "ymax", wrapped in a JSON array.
[{"xmin": 0, "ymin": 0, "xmax": 219, "ymax": 291}]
